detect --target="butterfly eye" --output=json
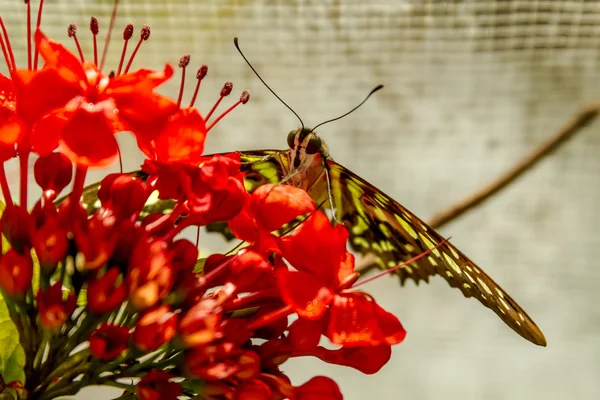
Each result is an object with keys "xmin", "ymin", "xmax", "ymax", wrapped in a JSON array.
[
  {"xmin": 305, "ymin": 136, "xmax": 322, "ymax": 154},
  {"xmin": 287, "ymin": 131, "xmax": 297, "ymax": 149}
]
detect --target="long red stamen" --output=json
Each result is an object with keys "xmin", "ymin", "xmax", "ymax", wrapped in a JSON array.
[
  {"xmin": 177, "ymin": 55, "xmax": 190, "ymax": 107},
  {"xmin": 0, "ymin": 26, "xmax": 12, "ymax": 72},
  {"xmin": 206, "ymin": 90, "xmax": 250, "ymax": 132},
  {"xmin": 352, "ymin": 239, "xmax": 449, "ymax": 288},
  {"xmin": 246, "ymin": 305, "xmax": 294, "ymax": 331},
  {"xmin": 33, "ymin": 0, "xmax": 45, "ymax": 70},
  {"xmin": 188, "ymin": 65, "xmax": 207, "ymax": 107},
  {"xmin": 99, "ymin": 0, "xmax": 120, "ymax": 71},
  {"xmin": 222, "ymin": 288, "xmax": 280, "ymax": 312},
  {"xmin": 116, "ymin": 23, "xmax": 133, "ymax": 75},
  {"xmin": 25, "ymin": 0, "xmax": 32, "ymax": 70},
  {"xmin": 0, "ymin": 164, "xmax": 13, "ymax": 207},
  {"xmin": 123, "ymin": 25, "xmax": 150, "ymax": 74},
  {"xmin": 67, "ymin": 24, "xmax": 84, "ymax": 63},
  {"xmin": 90, "ymin": 17, "xmax": 99, "ymax": 66},
  {"xmin": 205, "ymin": 82, "xmax": 233, "ymax": 121},
  {"xmin": 19, "ymin": 151, "xmax": 29, "ymax": 207},
  {"xmin": 0, "ymin": 18, "xmax": 16, "ymax": 71}
]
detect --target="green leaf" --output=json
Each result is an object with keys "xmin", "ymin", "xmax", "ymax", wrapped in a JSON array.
[
  {"xmin": 0, "ymin": 301, "xmax": 25, "ymax": 384},
  {"xmin": 0, "ymin": 201, "xmax": 26, "ymax": 385}
]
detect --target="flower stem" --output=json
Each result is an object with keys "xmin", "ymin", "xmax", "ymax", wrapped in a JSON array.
[
  {"xmin": 0, "ymin": 163, "xmax": 13, "ymax": 208},
  {"xmin": 19, "ymin": 150, "xmax": 29, "ymax": 207}
]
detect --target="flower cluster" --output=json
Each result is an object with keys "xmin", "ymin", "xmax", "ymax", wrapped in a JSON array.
[{"xmin": 0, "ymin": 2, "xmax": 412, "ymax": 399}]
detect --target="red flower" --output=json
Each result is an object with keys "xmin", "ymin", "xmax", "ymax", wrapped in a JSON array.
[
  {"xmin": 133, "ymin": 305, "xmax": 178, "ymax": 352},
  {"xmin": 276, "ymin": 211, "xmax": 354, "ymax": 320},
  {"xmin": 184, "ymin": 153, "xmax": 247, "ymax": 225},
  {"xmin": 228, "ymin": 183, "xmax": 315, "ymax": 252},
  {"xmin": 184, "ymin": 343, "xmax": 260, "ymax": 380},
  {"xmin": 97, "ymin": 173, "xmax": 149, "ymax": 222},
  {"xmin": 21, "ymin": 30, "xmax": 177, "ymax": 166},
  {"xmin": 0, "ymin": 249, "xmax": 33, "ymax": 297},
  {"xmin": 178, "ymin": 299, "xmax": 223, "ymax": 348},
  {"xmin": 127, "ymin": 239, "xmax": 173, "ymax": 310},
  {"xmin": 89, "ymin": 323, "xmax": 130, "ymax": 360},
  {"xmin": 73, "ymin": 212, "xmax": 118, "ymax": 270},
  {"xmin": 87, "ymin": 268, "xmax": 128, "ymax": 315},
  {"xmin": 139, "ymin": 107, "xmax": 207, "ymax": 165},
  {"xmin": 36, "ymin": 282, "xmax": 76, "ymax": 329},
  {"xmin": 137, "ymin": 370, "xmax": 182, "ymax": 400}
]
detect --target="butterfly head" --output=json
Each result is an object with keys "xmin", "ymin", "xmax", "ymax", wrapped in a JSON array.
[{"xmin": 287, "ymin": 128, "xmax": 324, "ymax": 169}]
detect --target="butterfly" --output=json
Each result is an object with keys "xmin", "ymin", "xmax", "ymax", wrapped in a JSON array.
[{"xmin": 231, "ymin": 127, "xmax": 547, "ymax": 347}]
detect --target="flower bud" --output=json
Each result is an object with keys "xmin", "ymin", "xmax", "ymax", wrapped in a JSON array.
[
  {"xmin": 178, "ymin": 299, "xmax": 222, "ymax": 347},
  {"xmin": 137, "ymin": 370, "xmax": 182, "ymax": 400},
  {"xmin": 1, "ymin": 205, "xmax": 31, "ymax": 252},
  {"xmin": 89, "ymin": 323, "xmax": 130, "ymax": 360},
  {"xmin": 0, "ymin": 249, "xmax": 33, "ymax": 297},
  {"xmin": 36, "ymin": 282, "xmax": 76, "ymax": 329},
  {"xmin": 132, "ymin": 305, "xmax": 178, "ymax": 352},
  {"xmin": 87, "ymin": 268, "xmax": 127, "ymax": 315},
  {"xmin": 97, "ymin": 173, "xmax": 149, "ymax": 222},
  {"xmin": 127, "ymin": 240, "xmax": 173, "ymax": 310},
  {"xmin": 33, "ymin": 152, "xmax": 73, "ymax": 199}
]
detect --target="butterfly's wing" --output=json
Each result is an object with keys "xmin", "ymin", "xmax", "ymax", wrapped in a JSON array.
[{"xmin": 327, "ymin": 160, "xmax": 546, "ymax": 346}]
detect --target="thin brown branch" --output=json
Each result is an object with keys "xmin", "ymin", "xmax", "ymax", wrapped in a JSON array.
[{"xmin": 427, "ymin": 101, "xmax": 600, "ymax": 230}]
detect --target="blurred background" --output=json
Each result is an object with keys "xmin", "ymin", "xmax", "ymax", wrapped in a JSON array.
[{"xmin": 1, "ymin": 0, "xmax": 600, "ymax": 399}]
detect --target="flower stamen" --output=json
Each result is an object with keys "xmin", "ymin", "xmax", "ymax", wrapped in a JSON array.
[
  {"xmin": 116, "ymin": 23, "xmax": 134, "ymax": 75},
  {"xmin": 25, "ymin": 0, "xmax": 32, "ymax": 70},
  {"xmin": 90, "ymin": 17, "xmax": 99, "ymax": 66},
  {"xmin": 188, "ymin": 64, "xmax": 207, "ymax": 108},
  {"xmin": 177, "ymin": 55, "xmax": 190, "ymax": 107},
  {"xmin": 0, "ymin": 17, "xmax": 16, "ymax": 71},
  {"xmin": 67, "ymin": 24, "xmax": 85, "ymax": 63},
  {"xmin": 0, "ymin": 164, "xmax": 13, "ymax": 207},
  {"xmin": 123, "ymin": 24, "xmax": 150, "ymax": 74},
  {"xmin": 205, "ymin": 81, "xmax": 233, "ymax": 121},
  {"xmin": 206, "ymin": 90, "xmax": 250, "ymax": 132},
  {"xmin": 32, "ymin": 0, "xmax": 45, "ymax": 70}
]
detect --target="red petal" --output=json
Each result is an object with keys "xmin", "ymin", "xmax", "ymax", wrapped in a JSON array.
[
  {"xmin": 288, "ymin": 318, "xmax": 323, "ymax": 353},
  {"xmin": 34, "ymin": 29, "xmax": 86, "ymax": 84},
  {"xmin": 59, "ymin": 100, "xmax": 118, "ymax": 166},
  {"xmin": 276, "ymin": 269, "xmax": 333, "ymax": 319},
  {"xmin": 326, "ymin": 292, "xmax": 406, "ymax": 347},
  {"xmin": 30, "ymin": 113, "xmax": 66, "ymax": 156},
  {"xmin": 109, "ymin": 64, "xmax": 174, "ymax": 91},
  {"xmin": 249, "ymin": 184, "xmax": 315, "ymax": 232},
  {"xmin": 0, "ymin": 73, "xmax": 16, "ymax": 111},
  {"xmin": 295, "ymin": 376, "xmax": 343, "ymax": 400},
  {"xmin": 278, "ymin": 211, "xmax": 347, "ymax": 284},
  {"xmin": 314, "ymin": 345, "xmax": 392, "ymax": 375},
  {"xmin": 145, "ymin": 107, "xmax": 207, "ymax": 164},
  {"xmin": 228, "ymin": 202, "xmax": 257, "ymax": 243}
]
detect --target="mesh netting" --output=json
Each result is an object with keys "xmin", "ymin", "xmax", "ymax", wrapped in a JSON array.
[{"xmin": 0, "ymin": 1, "xmax": 599, "ymax": 399}]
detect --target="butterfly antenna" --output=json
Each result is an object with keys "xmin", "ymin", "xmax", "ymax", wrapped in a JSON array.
[
  {"xmin": 311, "ymin": 84, "xmax": 384, "ymax": 132},
  {"xmin": 234, "ymin": 37, "xmax": 304, "ymax": 130}
]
